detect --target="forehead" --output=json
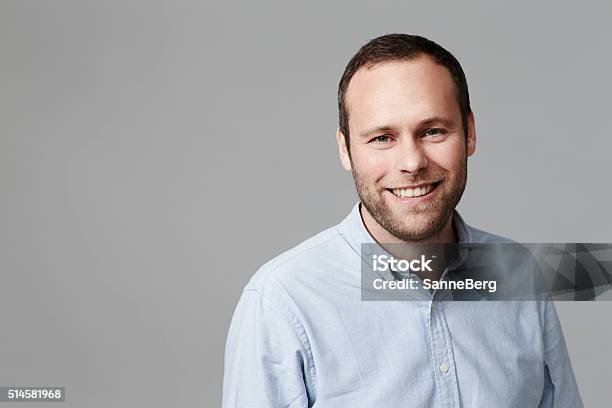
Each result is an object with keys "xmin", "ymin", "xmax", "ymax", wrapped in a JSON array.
[{"xmin": 345, "ymin": 56, "xmax": 460, "ymax": 129}]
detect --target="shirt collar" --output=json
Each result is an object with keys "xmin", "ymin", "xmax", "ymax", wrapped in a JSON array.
[{"xmin": 339, "ymin": 202, "xmax": 474, "ymax": 290}]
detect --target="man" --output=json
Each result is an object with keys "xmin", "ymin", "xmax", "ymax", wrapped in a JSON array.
[{"xmin": 223, "ymin": 34, "xmax": 582, "ymax": 407}]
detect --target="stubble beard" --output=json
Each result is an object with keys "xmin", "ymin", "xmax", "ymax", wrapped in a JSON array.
[{"xmin": 351, "ymin": 157, "xmax": 468, "ymax": 243}]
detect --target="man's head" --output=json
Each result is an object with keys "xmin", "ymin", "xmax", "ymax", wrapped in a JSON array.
[{"xmin": 336, "ymin": 34, "xmax": 476, "ymax": 242}]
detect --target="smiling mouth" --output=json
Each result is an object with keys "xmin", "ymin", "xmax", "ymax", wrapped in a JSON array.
[{"xmin": 387, "ymin": 182, "xmax": 441, "ymax": 198}]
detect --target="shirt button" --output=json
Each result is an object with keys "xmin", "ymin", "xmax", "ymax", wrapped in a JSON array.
[{"xmin": 439, "ymin": 362, "xmax": 449, "ymax": 373}]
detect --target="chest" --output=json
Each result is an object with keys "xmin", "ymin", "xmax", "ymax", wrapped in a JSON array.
[{"xmin": 302, "ymin": 300, "xmax": 546, "ymax": 407}]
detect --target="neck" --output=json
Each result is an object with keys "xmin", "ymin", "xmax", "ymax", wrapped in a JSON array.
[
  {"xmin": 360, "ymin": 204, "xmax": 458, "ymax": 283},
  {"xmin": 360, "ymin": 203, "xmax": 457, "ymax": 245}
]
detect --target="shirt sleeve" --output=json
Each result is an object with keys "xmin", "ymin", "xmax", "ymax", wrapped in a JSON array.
[
  {"xmin": 539, "ymin": 300, "xmax": 583, "ymax": 408},
  {"xmin": 222, "ymin": 288, "xmax": 314, "ymax": 408}
]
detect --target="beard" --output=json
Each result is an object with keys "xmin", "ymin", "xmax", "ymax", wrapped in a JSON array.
[{"xmin": 351, "ymin": 157, "xmax": 467, "ymax": 242}]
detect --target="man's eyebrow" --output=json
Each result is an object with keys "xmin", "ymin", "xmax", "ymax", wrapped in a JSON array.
[
  {"xmin": 359, "ymin": 125, "xmax": 399, "ymax": 139},
  {"xmin": 417, "ymin": 116, "xmax": 456, "ymax": 128},
  {"xmin": 359, "ymin": 116, "xmax": 457, "ymax": 139}
]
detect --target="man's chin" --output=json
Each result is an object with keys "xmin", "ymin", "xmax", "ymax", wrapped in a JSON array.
[
  {"xmin": 380, "ymin": 205, "xmax": 448, "ymax": 240},
  {"xmin": 392, "ymin": 210, "xmax": 437, "ymax": 228}
]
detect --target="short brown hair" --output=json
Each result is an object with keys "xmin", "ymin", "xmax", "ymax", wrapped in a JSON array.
[{"xmin": 338, "ymin": 34, "xmax": 471, "ymax": 149}]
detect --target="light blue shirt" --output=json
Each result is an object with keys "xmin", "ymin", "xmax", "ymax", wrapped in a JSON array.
[{"xmin": 223, "ymin": 203, "xmax": 582, "ymax": 407}]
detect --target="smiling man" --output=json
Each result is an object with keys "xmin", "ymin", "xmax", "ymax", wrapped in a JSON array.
[
  {"xmin": 223, "ymin": 34, "xmax": 582, "ymax": 407},
  {"xmin": 337, "ymin": 52, "xmax": 473, "ymax": 245}
]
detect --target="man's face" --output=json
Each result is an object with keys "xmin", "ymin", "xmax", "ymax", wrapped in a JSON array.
[{"xmin": 337, "ymin": 56, "xmax": 476, "ymax": 242}]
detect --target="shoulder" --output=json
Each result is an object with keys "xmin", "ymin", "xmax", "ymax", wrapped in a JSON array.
[
  {"xmin": 243, "ymin": 224, "xmax": 347, "ymax": 294},
  {"xmin": 465, "ymin": 224, "xmax": 516, "ymax": 243},
  {"xmin": 464, "ymin": 222, "xmax": 535, "ymax": 265},
  {"xmin": 464, "ymin": 221, "xmax": 550, "ymax": 299}
]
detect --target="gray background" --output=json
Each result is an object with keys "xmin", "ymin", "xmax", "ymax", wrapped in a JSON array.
[{"xmin": 0, "ymin": 1, "xmax": 610, "ymax": 406}]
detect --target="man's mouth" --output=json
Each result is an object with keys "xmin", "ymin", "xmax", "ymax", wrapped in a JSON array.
[{"xmin": 387, "ymin": 182, "xmax": 440, "ymax": 198}]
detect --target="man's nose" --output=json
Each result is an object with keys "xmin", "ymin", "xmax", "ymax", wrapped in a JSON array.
[{"xmin": 396, "ymin": 137, "xmax": 428, "ymax": 173}]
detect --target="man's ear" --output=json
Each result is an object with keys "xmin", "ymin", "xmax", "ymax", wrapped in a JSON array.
[
  {"xmin": 466, "ymin": 111, "xmax": 476, "ymax": 157},
  {"xmin": 336, "ymin": 128, "xmax": 352, "ymax": 171}
]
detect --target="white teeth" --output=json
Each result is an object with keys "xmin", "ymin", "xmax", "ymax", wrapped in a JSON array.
[{"xmin": 392, "ymin": 184, "xmax": 434, "ymax": 198}]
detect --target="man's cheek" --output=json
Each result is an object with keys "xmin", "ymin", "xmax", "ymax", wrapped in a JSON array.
[{"xmin": 358, "ymin": 155, "xmax": 389, "ymax": 178}]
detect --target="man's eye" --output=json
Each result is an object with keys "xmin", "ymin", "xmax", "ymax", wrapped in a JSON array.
[
  {"xmin": 423, "ymin": 128, "xmax": 446, "ymax": 138},
  {"xmin": 370, "ymin": 135, "xmax": 393, "ymax": 143}
]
